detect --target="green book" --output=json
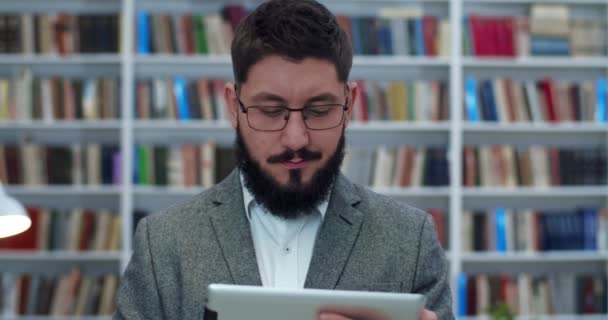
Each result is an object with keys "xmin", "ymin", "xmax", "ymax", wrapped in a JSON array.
[
  {"xmin": 153, "ymin": 146, "xmax": 168, "ymax": 186},
  {"xmin": 194, "ymin": 15, "xmax": 208, "ymax": 54},
  {"xmin": 138, "ymin": 145, "xmax": 150, "ymax": 185}
]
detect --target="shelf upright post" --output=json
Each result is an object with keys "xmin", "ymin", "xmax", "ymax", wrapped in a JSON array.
[
  {"xmin": 120, "ymin": 0, "xmax": 136, "ymax": 273},
  {"xmin": 449, "ymin": 0, "xmax": 464, "ymax": 314}
]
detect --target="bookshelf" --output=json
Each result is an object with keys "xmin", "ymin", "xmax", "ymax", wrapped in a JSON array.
[{"xmin": 0, "ymin": 0, "xmax": 607, "ymax": 318}]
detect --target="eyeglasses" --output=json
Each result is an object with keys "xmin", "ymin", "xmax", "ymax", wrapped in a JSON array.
[{"xmin": 234, "ymin": 90, "xmax": 349, "ymax": 132}]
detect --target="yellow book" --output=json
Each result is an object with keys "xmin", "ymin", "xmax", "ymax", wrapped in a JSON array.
[{"xmin": 387, "ymin": 81, "xmax": 407, "ymax": 120}]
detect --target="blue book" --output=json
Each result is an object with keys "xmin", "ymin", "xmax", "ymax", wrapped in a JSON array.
[
  {"xmin": 596, "ymin": 78, "xmax": 606, "ymax": 122},
  {"xmin": 582, "ymin": 208, "xmax": 597, "ymax": 250},
  {"xmin": 465, "ymin": 77, "xmax": 479, "ymax": 122},
  {"xmin": 174, "ymin": 77, "xmax": 191, "ymax": 120},
  {"xmin": 480, "ymin": 80, "xmax": 498, "ymax": 121},
  {"xmin": 457, "ymin": 273, "xmax": 467, "ymax": 317},
  {"xmin": 414, "ymin": 18, "xmax": 425, "ymax": 56},
  {"xmin": 137, "ymin": 11, "xmax": 150, "ymax": 54},
  {"xmin": 495, "ymin": 208, "xmax": 507, "ymax": 252},
  {"xmin": 132, "ymin": 146, "xmax": 139, "ymax": 184},
  {"xmin": 377, "ymin": 19, "xmax": 393, "ymax": 55},
  {"xmin": 350, "ymin": 17, "xmax": 363, "ymax": 55},
  {"xmin": 530, "ymin": 37, "xmax": 570, "ymax": 56}
]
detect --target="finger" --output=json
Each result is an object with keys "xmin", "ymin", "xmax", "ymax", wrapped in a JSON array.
[
  {"xmin": 317, "ymin": 312, "xmax": 352, "ymax": 320},
  {"xmin": 418, "ymin": 308, "xmax": 438, "ymax": 320}
]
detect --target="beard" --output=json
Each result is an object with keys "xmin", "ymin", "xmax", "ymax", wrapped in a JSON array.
[{"xmin": 235, "ymin": 125, "xmax": 346, "ymax": 219}]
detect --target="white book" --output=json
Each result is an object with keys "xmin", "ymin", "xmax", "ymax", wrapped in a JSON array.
[
  {"xmin": 461, "ymin": 210, "xmax": 473, "ymax": 252},
  {"xmin": 86, "ymin": 143, "xmax": 101, "ymax": 186},
  {"xmin": 20, "ymin": 14, "xmax": 35, "ymax": 54},
  {"xmin": 40, "ymin": 78, "xmax": 54, "ymax": 123},
  {"xmin": 372, "ymin": 146, "xmax": 394, "ymax": 188},
  {"xmin": 517, "ymin": 274, "xmax": 531, "ymax": 315},
  {"xmin": 82, "ymin": 79, "xmax": 99, "ymax": 120},
  {"xmin": 15, "ymin": 69, "xmax": 33, "ymax": 121},
  {"xmin": 71, "ymin": 143, "xmax": 83, "ymax": 185},
  {"xmin": 153, "ymin": 79, "xmax": 168, "ymax": 119},
  {"xmin": 200, "ymin": 140, "xmax": 216, "ymax": 189},
  {"xmin": 410, "ymin": 148, "xmax": 426, "ymax": 187},
  {"xmin": 389, "ymin": 19, "xmax": 408, "ymax": 55},
  {"xmin": 524, "ymin": 81, "xmax": 543, "ymax": 123}
]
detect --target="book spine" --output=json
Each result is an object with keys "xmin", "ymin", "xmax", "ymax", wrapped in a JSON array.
[{"xmin": 137, "ymin": 11, "xmax": 150, "ymax": 54}]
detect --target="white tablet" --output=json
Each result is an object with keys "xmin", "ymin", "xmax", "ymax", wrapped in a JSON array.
[{"xmin": 204, "ymin": 284, "xmax": 426, "ymax": 320}]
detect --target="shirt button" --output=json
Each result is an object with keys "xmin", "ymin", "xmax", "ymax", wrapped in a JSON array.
[{"xmin": 284, "ymin": 247, "xmax": 291, "ymax": 254}]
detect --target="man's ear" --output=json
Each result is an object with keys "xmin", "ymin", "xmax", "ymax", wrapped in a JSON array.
[
  {"xmin": 344, "ymin": 81, "xmax": 358, "ymax": 128},
  {"xmin": 224, "ymin": 82, "xmax": 239, "ymax": 129}
]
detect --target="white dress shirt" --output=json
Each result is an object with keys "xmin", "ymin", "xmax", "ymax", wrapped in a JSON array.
[{"xmin": 240, "ymin": 173, "xmax": 329, "ymax": 289}]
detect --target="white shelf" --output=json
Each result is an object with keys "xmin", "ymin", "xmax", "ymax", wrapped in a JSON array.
[
  {"xmin": 461, "ymin": 251, "xmax": 608, "ymax": 263},
  {"xmin": 0, "ymin": 251, "xmax": 122, "ymax": 262},
  {"xmin": 0, "ymin": 317, "xmax": 112, "ymax": 320},
  {"xmin": 462, "ymin": 122, "xmax": 608, "ymax": 133},
  {"xmin": 5, "ymin": 186, "xmax": 122, "ymax": 196},
  {"xmin": 461, "ymin": 316, "xmax": 608, "ymax": 320},
  {"xmin": 463, "ymin": 0, "xmax": 608, "ymax": 4},
  {"xmin": 462, "ymin": 186, "xmax": 608, "ymax": 198},
  {"xmin": 372, "ymin": 186, "xmax": 451, "ymax": 197},
  {"xmin": 0, "ymin": 54, "xmax": 121, "ymax": 65},
  {"xmin": 462, "ymin": 57, "xmax": 608, "ymax": 68}
]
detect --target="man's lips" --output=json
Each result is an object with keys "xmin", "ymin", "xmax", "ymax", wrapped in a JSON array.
[{"xmin": 280, "ymin": 158, "xmax": 310, "ymax": 169}]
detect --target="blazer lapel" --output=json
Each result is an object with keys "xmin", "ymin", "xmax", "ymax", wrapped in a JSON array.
[
  {"xmin": 207, "ymin": 170, "xmax": 262, "ymax": 286},
  {"xmin": 304, "ymin": 174, "xmax": 364, "ymax": 289}
]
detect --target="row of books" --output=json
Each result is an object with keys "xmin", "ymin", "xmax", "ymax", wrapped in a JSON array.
[
  {"xmin": 0, "ymin": 144, "xmax": 120, "ymax": 186},
  {"xmin": 463, "ymin": 145, "xmax": 607, "ymax": 187},
  {"xmin": 0, "ymin": 207, "xmax": 121, "ymax": 252},
  {"xmin": 464, "ymin": 77, "xmax": 607, "ymax": 123},
  {"xmin": 463, "ymin": 5, "xmax": 607, "ymax": 57},
  {"xmin": 135, "ymin": 78, "xmax": 228, "ymax": 121},
  {"xmin": 1, "ymin": 71, "xmax": 120, "ymax": 121},
  {"xmin": 133, "ymin": 141, "xmax": 235, "ymax": 187},
  {"xmin": 0, "ymin": 271, "xmax": 117, "ymax": 316},
  {"xmin": 462, "ymin": 208, "xmax": 607, "ymax": 253},
  {"xmin": 352, "ymin": 79, "xmax": 449, "ymax": 122},
  {"xmin": 0, "ymin": 14, "xmax": 120, "ymax": 54},
  {"xmin": 136, "ymin": 6, "xmax": 246, "ymax": 55},
  {"xmin": 336, "ymin": 13, "xmax": 450, "ymax": 56},
  {"xmin": 458, "ymin": 273, "xmax": 607, "ymax": 316},
  {"xmin": 342, "ymin": 146, "xmax": 449, "ymax": 187}
]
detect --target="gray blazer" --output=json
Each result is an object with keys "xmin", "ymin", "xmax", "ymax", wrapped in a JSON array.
[{"xmin": 114, "ymin": 170, "xmax": 454, "ymax": 319}]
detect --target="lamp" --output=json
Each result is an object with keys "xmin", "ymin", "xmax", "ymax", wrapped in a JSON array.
[{"xmin": 0, "ymin": 183, "xmax": 31, "ymax": 238}]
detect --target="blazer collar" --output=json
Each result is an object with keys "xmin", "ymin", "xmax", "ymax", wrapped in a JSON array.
[
  {"xmin": 207, "ymin": 169, "xmax": 262, "ymax": 286},
  {"xmin": 207, "ymin": 169, "xmax": 364, "ymax": 289}
]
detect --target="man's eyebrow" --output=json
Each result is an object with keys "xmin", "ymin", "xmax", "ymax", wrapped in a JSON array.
[
  {"xmin": 305, "ymin": 93, "xmax": 341, "ymax": 104},
  {"xmin": 250, "ymin": 92, "xmax": 288, "ymax": 104},
  {"xmin": 249, "ymin": 92, "xmax": 342, "ymax": 104}
]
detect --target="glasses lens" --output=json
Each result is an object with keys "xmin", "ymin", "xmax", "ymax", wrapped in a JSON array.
[
  {"xmin": 247, "ymin": 107, "xmax": 289, "ymax": 131},
  {"xmin": 246, "ymin": 105, "xmax": 345, "ymax": 131},
  {"xmin": 303, "ymin": 105, "xmax": 345, "ymax": 130}
]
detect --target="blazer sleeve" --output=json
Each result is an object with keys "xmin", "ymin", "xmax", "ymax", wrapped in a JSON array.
[
  {"xmin": 413, "ymin": 214, "xmax": 455, "ymax": 319},
  {"xmin": 113, "ymin": 218, "xmax": 165, "ymax": 320}
]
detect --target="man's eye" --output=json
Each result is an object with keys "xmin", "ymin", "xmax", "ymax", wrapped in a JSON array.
[
  {"xmin": 305, "ymin": 106, "xmax": 333, "ymax": 116},
  {"xmin": 259, "ymin": 107, "xmax": 286, "ymax": 117}
]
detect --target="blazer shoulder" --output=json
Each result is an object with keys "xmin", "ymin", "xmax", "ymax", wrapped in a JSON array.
[{"xmin": 352, "ymin": 182, "xmax": 429, "ymax": 229}]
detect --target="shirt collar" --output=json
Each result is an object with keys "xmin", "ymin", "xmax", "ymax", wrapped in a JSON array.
[{"xmin": 240, "ymin": 171, "xmax": 329, "ymax": 221}]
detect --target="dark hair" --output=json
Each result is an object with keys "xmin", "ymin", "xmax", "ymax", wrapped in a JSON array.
[{"xmin": 230, "ymin": 0, "xmax": 353, "ymax": 85}]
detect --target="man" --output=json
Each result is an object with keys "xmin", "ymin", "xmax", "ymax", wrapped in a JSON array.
[{"xmin": 114, "ymin": 0, "xmax": 453, "ymax": 319}]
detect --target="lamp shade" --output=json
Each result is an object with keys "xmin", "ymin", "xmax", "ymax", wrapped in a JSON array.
[{"xmin": 0, "ymin": 184, "xmax": 31, "ymax": 239}]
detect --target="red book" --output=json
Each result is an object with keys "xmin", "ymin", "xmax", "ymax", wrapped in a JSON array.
[
  {"xmin": 503, "ymin": 17, "xmax": 516, "ymax": 56},
  {"xmin": 427, "ymin": 209, "xmax": 445, "ymax": 248},
  {"xmin": 0, "ymin": 207, "xmax": 41, "ymax": 250},
  {"xmin": 78, "ymin": 210, "xmax": 96, "ymax": 251},
  {"xmin": 468, "ymin": 15, "xmax": 485, "ymax": 56},
  {"xmin": 504, "ymin": 79, "xmax": 517, "ymax": 122},
  {"xmin": 355, "ymin": 79, "xmax": 369, "ymax": 122},
  {"xmin": 548, "ymin": 148, "xmax": 561, "ymax": 186},
  {"xmin": 180, "ymin": 15, "xmax": 195, "ymax": 55},
  {"xmin": 422, "ymin": 16, "xmax": 437, "ymax": 56},
  {"xmin": 539, "ymin": 79, "xmax": 558, "ymax": 122}
]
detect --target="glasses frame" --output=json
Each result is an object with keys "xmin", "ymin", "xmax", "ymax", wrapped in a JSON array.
[{"xmin": 234, "ymin": 85, "xmax": 350, "ymax": 132}]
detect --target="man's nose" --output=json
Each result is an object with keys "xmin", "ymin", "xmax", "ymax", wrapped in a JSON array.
[{"xmin": 280, "ymin": 111, "xmax": 310, "ymax": 152}]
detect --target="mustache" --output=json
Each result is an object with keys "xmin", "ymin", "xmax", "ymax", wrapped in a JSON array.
[{"xmin": 267, "ymin": 148, "xmax": 322, "ymax": 163}]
